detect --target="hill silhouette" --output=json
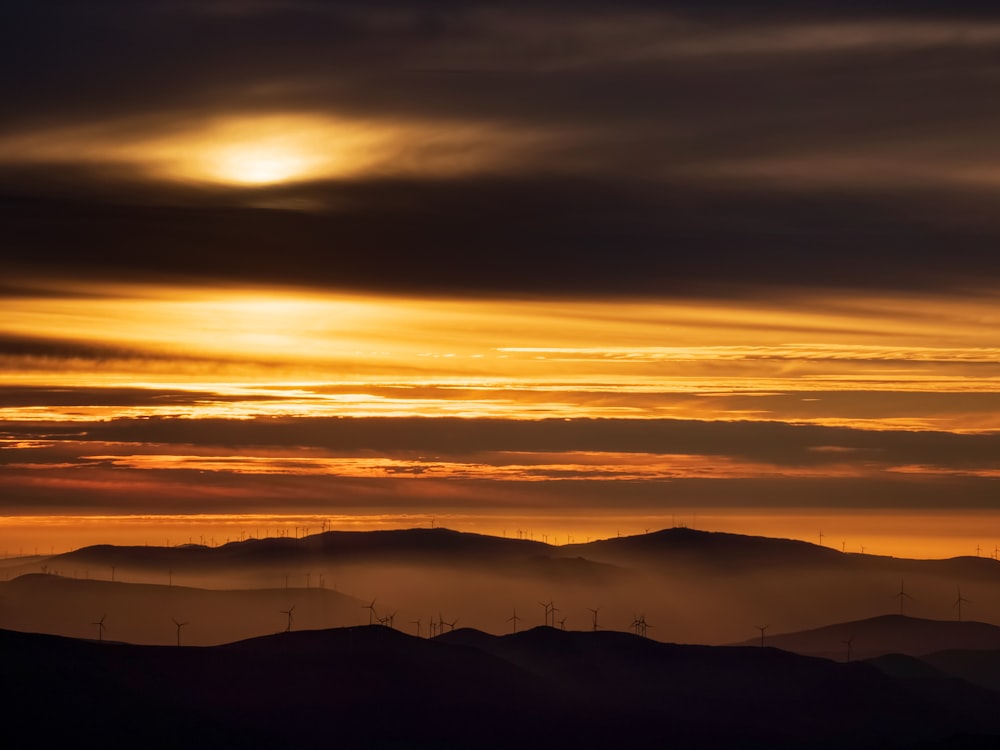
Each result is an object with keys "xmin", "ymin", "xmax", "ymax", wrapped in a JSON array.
[
  {"xmin": 731, "ymin": 615, "xmax": 1000, "ymax": 661},
  {"xmin": 56, "ymin": 527, "xmax": 550, "ymax": 569},
  {"xmin": 559, "ymin": 527, "xmax": 845, "ymax": 568},
  {"xmin": 13, "ymin": 527, "xmax": 1000, "ymax": 646},
  {"xmin": 45, "ymin": 526, "xmax": 1000, "ymax": 582},
  {"xmin": 0, "ymin": 573, "xmax": 365, "ymax": 645},
  {"xmin": 5, "ymin": 624, "xmax": 1000, "ymax": 749},
  {"xmin": 920, "ymin": 648, "xmax": 1000, "ymax": 693}
]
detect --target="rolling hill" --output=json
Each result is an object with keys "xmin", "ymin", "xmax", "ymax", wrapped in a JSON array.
[{"xmin": 6, "ymin": 624, "xmax": 1000, "ymax": 749}]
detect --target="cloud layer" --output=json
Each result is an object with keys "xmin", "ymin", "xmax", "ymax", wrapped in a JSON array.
[{"xmin": 4, "ymin": 2, "xmax": 1000, "ymax": 295}]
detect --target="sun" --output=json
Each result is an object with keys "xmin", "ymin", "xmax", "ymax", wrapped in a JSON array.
[{"xmin": 206, "ymin": 141, "xmax": 321, "ymax": 185}]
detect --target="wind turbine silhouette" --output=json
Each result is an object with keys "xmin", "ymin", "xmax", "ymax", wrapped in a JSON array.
[
  {"xmin": 507, "ymin": 608, "xmax": 520, "ymax": 634},
  {"xmin": 841, "ymin": 635, "xmax": 855, "ymax": 663},
  {"xmin": 364, "ymin": 599, "xmax": 377, "ymax": 625},
  {"xmin": 91, "ymin": 614, "xmax": 107, "ymax": 642},
  {"xmin": 172, "ymin": 618, "xmax": 189, "ymax": 647},
  {"xmin": 895, "ymin": 580, "xmax": 913, "ymax": 616},
  {"xmin": 954, "ymin": 586, "xmax": 970, "ymax": 622},
  {"xmin": 539, "ymin": 600, "xmax": 553, "ymax": 627},
  {"xmin": 588, "ymin": 607, "xmax": 601, "ymax": 631},
  {"xmin": 640, "ymin": 615, "xmax": 651, "ymax": 638},
  {"xmin": 631, "ymin": 614, "xmax": 650, "ymax": 637},
  {"xmin": 280, "ymin": 605, "xmax": 295, "ymax": 632},
  {"xmin": 441, "ymin": 615, "xmax": 458, "ymax": 632},
  {"xmin": 411, "ymin": 618, "xmax": 422, "ymax": 637},
  {"xmin": 756, "ymin": 624, "xmax": 768, "ymax": 648},
  {"xmin": 557, "ymin": 615, "xmax": 567, "ymax": 630}
]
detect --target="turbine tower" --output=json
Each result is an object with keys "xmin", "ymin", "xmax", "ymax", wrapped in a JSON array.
[
  {"xmin": 841, "ymin": 635, "xmax": 855, "ymax": 663},
  {"xmin": 756, "ymin": 624, "xmax": 769, "ymax": 648},
  {"xmin": 280, "ymin": 605, "xmax": 295, "ymax": 632},
  {"xmin": 507, "ymin": 608, "xmax": 520, "ymax": 634},
  {"xmin": 539, "ymin": 600, "xmax": 554, "ymax": 627},
  {"xmin": 954, "ymin": 586, "xmax": 971, "ymax": 623},
  {"xmin": 91, "ymin": 614, "xmax": 107, "ymax": 642},
  {"xmin": 588, "ymin": 607, "xmax": 601, "ymax": 632},
  {"xmin": 895, "ymin": 580, "xmax": 913, "ymax": 616},
  {"xmin": 364, "ymin": 599, "xmax": 377, "ymax": 625},
  {"xmin": 631, "ymin": 614, "xmax": 650, "ymax": 638},
  {"xmin": 172, "ymin": 618, "xmax": 189, "ymax": 647}
]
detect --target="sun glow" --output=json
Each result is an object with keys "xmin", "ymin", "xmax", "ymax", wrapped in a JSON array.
[
  {"xmin": 0, "ymin": 112, "xmax": 554, "ymax": 187},
  {"xmin": 2, "ymin": 283, "xmax": 1000, "ymax": 426},
  {"xmin": 206, "ymin": 142, "xmax": 319, "ymax": 185}
]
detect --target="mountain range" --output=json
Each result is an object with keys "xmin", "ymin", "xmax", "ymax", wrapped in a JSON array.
[{"xmin": 7, "ymin": 624, "xmax": 1000, "ymax": 749}]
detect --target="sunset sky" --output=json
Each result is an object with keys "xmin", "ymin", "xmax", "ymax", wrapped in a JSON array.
[{"xmin": 2, "ymin": 1, "xmax": 999, "ymax": 557}]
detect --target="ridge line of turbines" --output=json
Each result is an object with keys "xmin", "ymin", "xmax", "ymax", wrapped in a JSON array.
[{"xmin": 86, "ymin": 577, "xmax": 973, "ymax": 652}]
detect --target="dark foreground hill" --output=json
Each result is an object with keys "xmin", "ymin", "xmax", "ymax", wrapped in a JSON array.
[{"xmin": 6, "ymin": 625, "xmax": 1000, "ymax": 750}]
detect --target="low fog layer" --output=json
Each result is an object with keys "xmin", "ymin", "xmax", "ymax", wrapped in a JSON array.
[{"xmin": 2, "ymin": 528, "xmax": 999, "ymax": 647}]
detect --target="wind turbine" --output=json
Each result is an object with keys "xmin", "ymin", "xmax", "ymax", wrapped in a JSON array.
[
  {"xmin": 280, "ymin": 605, "xmax": 295, "ymax": 632},
  {"xmin": 895, "ymin": 580, "xmax": 913, "ymax": 616},
  {"xmin": 631, "ymin": 614, "xmax": 650, "ymax": 637},
  {"xmin": 557, "ymin": 616, "xmax": 567, "ymax": 630},
  {"xmin": 411, "ymin": 619, "xmax": 422, "ymax": 637},
  {"xmin": 91, "ymin": 614, "xmax": 107, "ymax": 642},
  {"xmin": 507, "ymin": 608, "xmax": 520, "ymax": 634},
  {"xmin": 364, "ymin": 599, "xmax": 377, "ymax": 625},
  {"xmin": 954, "ymin": 586, "xmax": 971, "ymax": 622},
  {"xmin": 172, "ymin": 618, "xmax": 189, "ymax": 647},
  {"xmin": 539, "ymin": 600, "xmax": 553, "ymax": 627},
  {"xmin": 442, "ymin": 615, "xmax": 458, "ymax": 632},
  {"xmin": 841, "ymin": 635, "xmax": 855, "ymax": 663},
  {"xmin": 588, "ymin": 607, "xmax": 601, "ymax": 632},
  {"xmin": 639, "ymin": 615, "xmax": 651, "ymax": 638},
  {"xmin": 756, "ymin": 624, "xmax": 769, "ymax": 648}
]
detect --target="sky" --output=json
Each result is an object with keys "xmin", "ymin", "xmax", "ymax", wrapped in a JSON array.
[{"xmin": 2, "ymin": 0, "xmax": 1000, "ymax": 557}]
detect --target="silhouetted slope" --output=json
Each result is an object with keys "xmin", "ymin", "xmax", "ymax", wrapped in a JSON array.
[
  {"xmin": 47, "ymin": 527, "xmax": 1000, "ymax": 581},
  {"xmin": 559, "ymin": 527, "xmax": 845, "ymax": 568},
  {"xmin": 5, "ymin": 624, "xmax": 1000, "ymax": 749},
  {"xmin": 56, "ymin": 527, "xmax": 549, "ymax": 568},
  {"xmin": 0, "ymin": 573, "xmax": 365, "ymax": 645},
  {"xmin": 733, "ymin": 615, "xmax": 1000, "ymax": 660},
  {"xmin": 439, "ymin": 626, "xmax": 1000, "ymax": 747},
  {"xmin": 921, "ymin": 649, "xmax": 1000, "ymax": 693}
]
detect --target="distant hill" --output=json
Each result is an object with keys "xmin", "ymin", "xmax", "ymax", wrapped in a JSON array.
[
  {"xmin": 731, "ymin": 614, "xmax": 1000, "ymax": 660},
  {"xmin": 46, "ymin": 526, "xmax": 1000, "ymax": 582},
  {"xmin": 4, "ymin": 624, "xmax": 1000, "ymax": 749},
  {"xmin": 920, "ymin": 648, "xmax": 1000, "ymax": 693},
  {"xmin": 57, "ymin": 527, "xmax": 547, "ymax": 566},
  {"xmin": 0, "ymin": 573, "xmax": 366, "ymax": 645},
  {"xmin": 558, "ymin": 527, "xmax": 846, "ymax": 568},
  {"xmin": 21, "ymin": 527, "xmax": 1000, "ymax": 646}
]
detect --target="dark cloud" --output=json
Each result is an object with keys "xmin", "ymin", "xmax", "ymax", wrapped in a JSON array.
[
  {"xmin": 4, "ymin": 177, "xmax": 1000, "ymax": 297},
  {"xmin": 4, "ymin": 1, "xmax": 1000, "ymax": 297},
  {"xmin": 0, "ymin": 385, "xmax": 283, "ymax": 408},
  {"xmin": 4, "ymin": 415, "xmax": 999, "ymax": 470}
]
